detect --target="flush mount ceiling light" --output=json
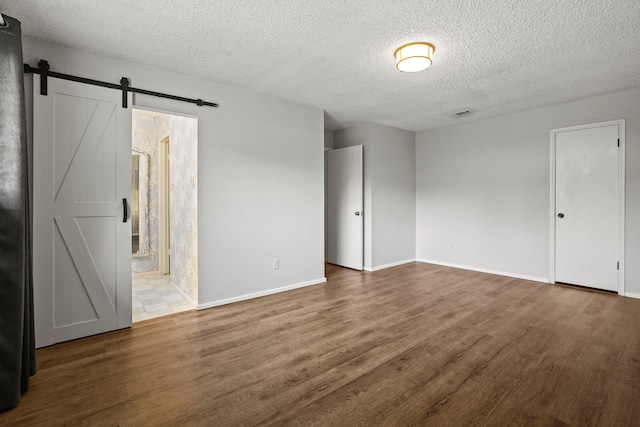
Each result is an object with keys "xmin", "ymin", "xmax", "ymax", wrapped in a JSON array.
[{"xmin": 394, "ymin": 42, "xmax": 435, "ymax": 72}]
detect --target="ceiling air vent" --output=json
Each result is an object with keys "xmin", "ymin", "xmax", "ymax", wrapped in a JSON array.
[{"xmin": 452, "ymin": 109, "xmax": 472, "ymax": 117}]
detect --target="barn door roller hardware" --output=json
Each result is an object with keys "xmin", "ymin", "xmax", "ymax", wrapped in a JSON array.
[{"xmin": 24, "ymin": 59, "xmax": 219, "ymax": 109}]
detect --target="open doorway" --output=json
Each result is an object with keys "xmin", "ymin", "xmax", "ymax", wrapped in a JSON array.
[{"xmin": 131, "ymin": 109, "xmax": 198, "ymax": 322}]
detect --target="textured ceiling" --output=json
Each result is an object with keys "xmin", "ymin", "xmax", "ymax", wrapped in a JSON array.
[{"xmin": 1, "ymin": 0, "xmax": 639, "ymax": 131}]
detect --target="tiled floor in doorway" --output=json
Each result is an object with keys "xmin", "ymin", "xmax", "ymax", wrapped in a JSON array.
[{"xmin": 132, "ymin": 273, "xmax": 194, "ymax": 322}]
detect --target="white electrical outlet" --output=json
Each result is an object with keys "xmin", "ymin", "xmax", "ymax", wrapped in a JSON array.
[{"xmin": 273, "ymin": 258, "xmax": 279, "ymax": 269}]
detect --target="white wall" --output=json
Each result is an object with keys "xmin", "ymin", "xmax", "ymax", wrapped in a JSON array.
[
  {"xmin": 416, "ymin": 87, "xmax": 640, "ymax": 295},
  {"xmin": 324, "ymin": 130, "xmax": 333, "ymax": 258},
  {"xmin": 370, "ymin": 123, "xmax": 415, "ymax": 268},
  {"xmin": 333, "ymin": 122, "xmax": 416, "ymax": 271},
  {"xmin": 22, "ymin": 37, "xmax": 326, "ymax": 308},
  {"xmin": 324, "ymin": 129, "xmax": 334, "ymax": 149}
]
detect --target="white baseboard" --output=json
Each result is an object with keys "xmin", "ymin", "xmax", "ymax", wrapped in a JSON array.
[
  {"xmin": 366, "ymin": 259, "xmax": 416, "ymax": 272},
  {"xmin": 624, "ymin": 292, "xmax": 640, "ymax": 300},
  {"xmin": 416, "ymin": 259, "xmax": 549, "ymax": 283},
  {"xmin": 197, "ymin": 277, "xmax": 327, "ymax": 310}
]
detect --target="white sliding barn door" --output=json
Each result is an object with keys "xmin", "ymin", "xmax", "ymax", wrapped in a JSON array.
[
  {"xmin": 33, "ymin": 78, "xmax": 132, "ymax": 347},
  {"xmin": 552, "ymin": 121, "xmax": 624, "ymax": 293},
  {"xmin": 327, "ymin": 145, "xmax": 364, "ymax": 270}
]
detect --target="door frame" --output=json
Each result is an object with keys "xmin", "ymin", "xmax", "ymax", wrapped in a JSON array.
[
  {"xmin": 549, "ymin": 119, "xmax": 625, "ymax": 295},
  {"xmin": 158, "ymin": 133, "xmax": 170, "ymax": 275}
]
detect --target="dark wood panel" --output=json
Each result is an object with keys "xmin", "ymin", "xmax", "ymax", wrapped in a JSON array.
[{"xmin": 2, "ymin": 262, "xmax": 639, "ymax": 426}]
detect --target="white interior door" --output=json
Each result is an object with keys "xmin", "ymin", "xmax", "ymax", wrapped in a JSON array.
[
  {"xmin": 33, "ymin": 77, "xmax": 132, "ymax": 347},
  {"xmin": 327, "ymin": 145, "xmax": 363, "ymax": 270},
  {"xmin": 553, "ymin": 122, "xmax": 623, "ymax": 292}
]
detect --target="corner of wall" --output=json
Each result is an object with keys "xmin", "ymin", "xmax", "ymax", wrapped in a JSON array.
[{"xmin": 324, "ymin": 129, "xmax": 334, "ymax": 149}]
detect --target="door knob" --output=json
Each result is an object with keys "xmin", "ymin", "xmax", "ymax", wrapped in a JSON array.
[
  {"xmin": 557, "ymin": 213, "xmax": 564, "ymax": 218},
  {"xmin": 355, "ymin": 211, "xmax": 361, "ymax": 216}
]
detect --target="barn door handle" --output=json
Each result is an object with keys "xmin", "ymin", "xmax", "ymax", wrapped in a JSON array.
[{"xmin": 123, "ymin": 198, "xmax": 128, "ymax": 222}]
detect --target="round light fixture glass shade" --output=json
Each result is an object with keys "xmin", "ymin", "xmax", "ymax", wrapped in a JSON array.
[{"xmin": 394, "ymin": 42, "xmax": 435, "ymax": 72}]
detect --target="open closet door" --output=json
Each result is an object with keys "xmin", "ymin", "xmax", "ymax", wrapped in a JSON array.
[
  {"xmin": 327, "ymin": 145, "xmax": 364, "ymax": 270},
  {"xmin": 33, "ymin": 77, "xmax": 132, "ymax": 347}
]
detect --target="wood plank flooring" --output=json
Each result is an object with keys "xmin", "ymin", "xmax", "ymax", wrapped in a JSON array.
[{"xmin": 2, "ymin": 262, "xmax": 640, "ymax": 426}]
